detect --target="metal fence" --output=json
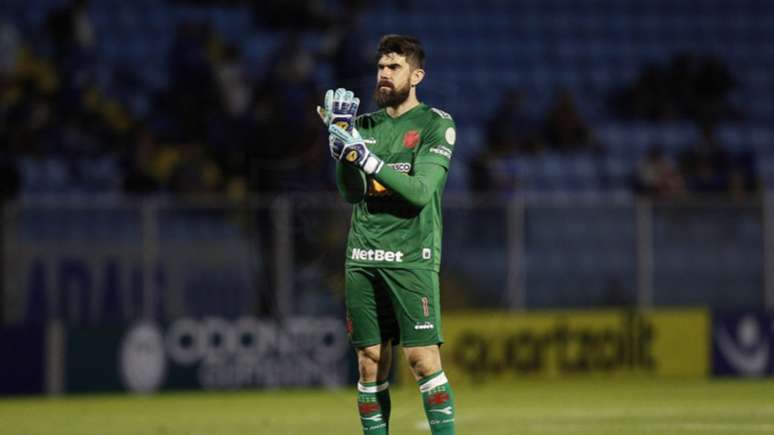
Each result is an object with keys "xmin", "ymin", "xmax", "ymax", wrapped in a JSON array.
[{"xmin": 2, "ymin": 194, "xmax": 773, "ymax": 326}]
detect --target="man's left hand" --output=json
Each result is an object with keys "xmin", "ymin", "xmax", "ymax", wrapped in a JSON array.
[{"xmin": 317, "ymin": 88, "xmax": 360, "ymax": 133}]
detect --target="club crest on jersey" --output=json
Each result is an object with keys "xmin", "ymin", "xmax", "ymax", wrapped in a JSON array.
[{"xmin": 404, "ymin": 130, "xmax": 420, "ymax": 149}]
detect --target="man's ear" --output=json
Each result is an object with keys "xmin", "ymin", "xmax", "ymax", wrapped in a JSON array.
[{"xmin": 410, "ymin": 68, "xmax": 425, "ymax": 87}]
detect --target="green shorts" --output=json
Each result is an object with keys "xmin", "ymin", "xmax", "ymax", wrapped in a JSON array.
[{"xmin": 345, "ymin": 266, "xmax": 443, "ymax": 348}]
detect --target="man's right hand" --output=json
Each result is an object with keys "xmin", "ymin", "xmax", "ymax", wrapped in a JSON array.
[{"xmin": 330, "ymin": 124, "xmax": 384, "ymax": 175}]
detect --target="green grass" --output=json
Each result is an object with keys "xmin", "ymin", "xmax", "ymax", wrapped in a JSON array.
[{"xmin": 1, "ymin": 379, "xmax": 773, "ymax": 434}]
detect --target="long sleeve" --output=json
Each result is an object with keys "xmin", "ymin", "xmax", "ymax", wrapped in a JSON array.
[
  {"xmin": 336, "ymin": 161, "xmax": 367, "ymax": 203},
  {"xmin": 373, "ymin": 162, "xmax": 447, "ymax": 208}
]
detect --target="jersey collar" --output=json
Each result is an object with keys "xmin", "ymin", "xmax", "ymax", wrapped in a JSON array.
[{"xmin": 384, "ymin": 102, "xmax": 426, "ymax": 122}]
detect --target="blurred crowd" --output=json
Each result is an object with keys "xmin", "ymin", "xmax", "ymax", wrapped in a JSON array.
[
  {"xmin": 0, "ymin": 0, "xmax": 379, "ymax": 202},
  {"xmin": 470, "ymin": 51, "xmax": 760, "ymax": 199},
  {"xmin": 0, "ymin": 0, "xmax": 763, "ymax": 202},
  {"xmin": 631, "ymin": 126, "xmax": 759, "ymax": 200}
]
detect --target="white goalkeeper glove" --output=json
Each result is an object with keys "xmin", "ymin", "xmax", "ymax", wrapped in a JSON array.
[
  {"xmin": 328, "ymin": 126, "xmax": 363, "ymax": 160},
  {"xmin": 329, "ymin": 124, "xmax": 383, "ymax": 175},
  {"xmin": 317, "ymin": 88, "xmax": 360, "ymax": 133}
]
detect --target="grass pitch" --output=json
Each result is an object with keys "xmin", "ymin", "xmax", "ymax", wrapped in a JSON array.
[{"xmin": 1, "ymin": 379, "xmax": 773, "ymax": 434}]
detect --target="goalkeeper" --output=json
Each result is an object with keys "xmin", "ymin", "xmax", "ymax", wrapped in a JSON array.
[{"xmin": 318, "ymin": 35, "xmax": 457, "ymax": 435}]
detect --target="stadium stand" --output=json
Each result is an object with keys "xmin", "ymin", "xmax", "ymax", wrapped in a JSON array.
[
  {"xmin": 2, "ymin": 0, "xmax": 773, "ymax": 198},
  {"xmin": 2, "ymin": 0, "xmax": 773, "ymax": 311}
]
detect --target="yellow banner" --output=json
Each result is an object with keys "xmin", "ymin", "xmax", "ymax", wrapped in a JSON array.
[{"xmin": 409, "ymin": 309, "xmax": 709, "ymax": 383}]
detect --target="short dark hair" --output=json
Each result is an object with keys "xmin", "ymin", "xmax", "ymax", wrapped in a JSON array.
[{"xmin": 376, "ymin": 34, "xmax": 425, "ymax": 69}]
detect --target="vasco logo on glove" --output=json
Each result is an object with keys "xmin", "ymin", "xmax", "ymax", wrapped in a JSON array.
[
  {"xmin": 346, "ymin": 150, "xmax": 359, "ymax": 162},
  {"xmin": 336, "ymin": 121, "xmax": 350, "ymax": 130}
]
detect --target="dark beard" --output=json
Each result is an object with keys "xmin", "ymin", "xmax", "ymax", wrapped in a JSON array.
[{"xmin": 374, "ymin": 82, "xmax": 411, "ymax": 109}]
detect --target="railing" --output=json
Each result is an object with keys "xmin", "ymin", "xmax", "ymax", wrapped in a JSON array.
[{"xmin": 2, "ymin": 193, "xmax": 773, "ymax": 326}]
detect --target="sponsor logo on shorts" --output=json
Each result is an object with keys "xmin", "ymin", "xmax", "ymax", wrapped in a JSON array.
[
  {"xmin": 414, "ymin": 321, "xmax": 435, "ymax": 331},
  {"xmin": 351, "ymin": 248, "xmax": 404, "ymax": 263}
]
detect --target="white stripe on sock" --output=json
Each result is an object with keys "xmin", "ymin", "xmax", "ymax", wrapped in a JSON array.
[
  {"xmin": 358, "ymin": 381, "xmax": 390, "ymax": 393},
  {"xmin": 419, "ymin": 372, "xmax": 448, "ymax": 393}
]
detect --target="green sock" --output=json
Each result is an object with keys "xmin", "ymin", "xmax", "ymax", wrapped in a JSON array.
[
  {"xmin": 375, "ymin": 381, "xmax": 391, "ymax": 430},
  {"xmin": 418, "ymin": 371, "xmax": 456, "ymax": 435},
  {"xmin": 357, "ymin": 381, "xmax": 390, "ymax": 434}
]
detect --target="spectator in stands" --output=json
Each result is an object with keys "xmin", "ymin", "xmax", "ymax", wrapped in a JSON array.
[
  {"xmin": 610, "ymin": 52, "xmax": 738, "ymax": 124},
  {"xmin": 542, "ymin": 87, "xmax": 598, "ymax": 152},
  {"xmin": 8, "ymin": 95, "xmax": 60, "ymax": 156},
  {"xmin": 728, "ymin": 166, "xmax": 754, "ymax": 199},
  {"xmin": 488, "ymin": 89, "xmax": 542, "ymax": 154},
  {"xmin": 257, "ymin": 34, "xmax": 327, "ymax": 192},
  {"xmin": 0, "ymin": 157, "xmax": 20, "ymax": 201},
  {"xmin": 207, "ymin": 41, "xmax": 256, "ymax": 187},
  {"xmin": 242, "ymin": 90, "xmax": 278, "ymax": 193},
  {"xmin": 46, "ymin": 0, "xmax": 95, "ymax": 62},
  {"xmin": 0, "ymin": 20, "xmax": 21, "ymax": 76},
  {"xmin": 728, "ymin": 150, "xmax": 761, "ymax": 199},
  {"xmin": 253, "ymin": 0, "xmax": 336, "ymax": 31},
  {"xmin": 168, "ymin": 142, "xmax": 223, "ymax": 196},
  {"xmin": 634, "ymin": 145, "xmax": 686, "ymax": 199},
  {"xmin": 45, "ymin": 0, "xmax": 98, "ymax": 96},
  {"xmin": 678, "ymin": 125, "xmax": 734, "ymax": 195},
  {"xmin": 1, "ymin": 33, "xmax": 60, "ymax": 140},
  {"xmin": 469, "ymin": 90, "xmax": 539, "ymax": 191},
  {"xmin": 669, "ymin": 53, "xmax": 738, "ymax": 125},
  {"xmin": 168, "ymin": 21, "xmax": 219, "ymax": 141},
  {"xmin": 317, "ymin": 2, "xmax": 376, "ymax": 105},
  {"xmin": 621, "ymin": 63, "xmax": 675, "ymax": 121},
  {"xmin": 683, "ymin": 151, "xmax": 726, "ymax": 194},
  {"xmin": 213, "ymin": 43, "xmax": 252, "ymax": 118},
  {"xmin": 123, "ymin": 129, "xmax": 160, "ymax": 195}
]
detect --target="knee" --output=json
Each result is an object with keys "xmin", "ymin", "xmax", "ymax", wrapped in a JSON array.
[
  {"xmin": 407, "ymin": 353, "xmax": 438, "ymax": 379},
  {"xmin": 358, "ymin": 348, "xmax": 381, "ymax": 381}
]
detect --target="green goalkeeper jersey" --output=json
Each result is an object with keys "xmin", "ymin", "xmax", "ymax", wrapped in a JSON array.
[{"xmin": 337, "ymin": 103, "xmax": 456, "ymax": 272}]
